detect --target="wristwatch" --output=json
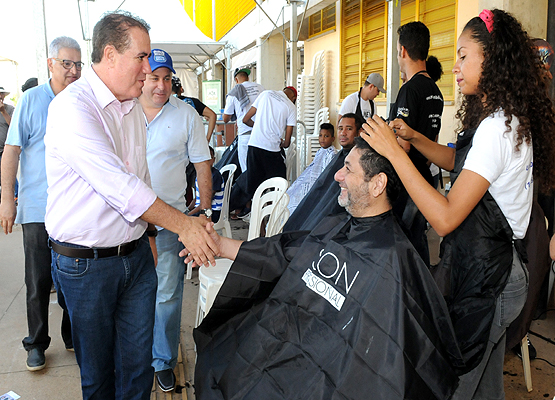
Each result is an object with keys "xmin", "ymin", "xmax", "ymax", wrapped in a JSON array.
[{"xmin": 199, "ymin": 208, "xmax": 213, "ymax": 218}]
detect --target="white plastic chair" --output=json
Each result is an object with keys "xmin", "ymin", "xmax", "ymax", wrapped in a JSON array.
[
  {"xmin": 186, "ymin": 164, "xmax": 237, "ymax": 280},
  {"xmin": 248, "ymin": 177, "xmax": 289, "ymax": 240},
  {"xmin": 195, "ymin": 259, "xmax": 234, "ymax": 327},
  {"xmin": 285, "ymin": 144, "xmax": 297, "ymax": 184},
  {"xmin": 306, "ymin": 134, "xmax": 321, "ymax": 164},
  {"xmin": 266, "ymin": 192, "xmax": 290, "ymax": 237},
  {"xmin": 212, "ymin": 164, "xmax": 237, "ymax": 239},
  {"xmin": 194, "ymin": 178, "xmax": 289, "ymax": 328}
]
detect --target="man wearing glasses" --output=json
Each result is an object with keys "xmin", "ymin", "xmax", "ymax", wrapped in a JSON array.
[{"xmin": 0, "ymin": 36, "xmax": 82, "ymax": 371}]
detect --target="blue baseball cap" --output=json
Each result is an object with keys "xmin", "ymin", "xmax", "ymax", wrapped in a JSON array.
[{"xmin": 148, "ymin": 49, "xmax": 176, "ymax": 73}]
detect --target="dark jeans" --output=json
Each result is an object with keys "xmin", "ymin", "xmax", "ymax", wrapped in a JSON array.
[
  {"xmin": 21, "ymin": 223, "xmax": 71, "ymax": 351},
  {"xmin": 51, "ymin": 234, "xmax": 157, "ymax": 400},
  {"xmin": 451, "ymin": 248, "xmax": 528, "ymax": 400}
]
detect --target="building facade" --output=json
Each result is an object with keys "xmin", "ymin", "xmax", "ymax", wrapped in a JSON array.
[{"xmin": 186, "ymin": 0, "xmax": 549, "ymax": 144}]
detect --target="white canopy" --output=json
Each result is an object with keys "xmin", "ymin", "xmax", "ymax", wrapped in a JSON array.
[
  {"xmin": 87, "ymin": 0, "xmax": 226, "ymax": 71},
  {"xmin": 150, "ymin": 41, "xmax": 225, "ymax": 71}
]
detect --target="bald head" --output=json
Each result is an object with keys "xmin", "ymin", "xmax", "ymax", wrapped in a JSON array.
[{"xmin": 283, "ymin": 87, "xmax": 297, "ymax": 104}]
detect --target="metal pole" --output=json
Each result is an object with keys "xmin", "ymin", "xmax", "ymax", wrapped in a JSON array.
[
  {"xmin": 296, "ymin": 0, "xmax": 310, "ymax": 44},
  {"xmin": 32, "ymin": 0, "xmax": 49, "ymax": 84},
  {"xmin": 386, "ymin": 0, "xmax": 401, "ymax": 118},
  {"xmin": 212, "ymin": 0, "xmax": 216, "ymax": 40},
  {"xmin": 289, "ymin": 0, "xmax": 300, "ymax": 182},
  {"xmin": 548, "ymin": 0, "xmax": 555, "ymax": 99},
  {"xmin": 226, "ymin": 46, "xmax": 232, "ymax": 94},
  {"xmin": 254, "ymin": 0, "xmax": 290, "ymax": 43},
  {"xmin": 290, "ymin": 0, "xmax": 299, "ymax": 87}
]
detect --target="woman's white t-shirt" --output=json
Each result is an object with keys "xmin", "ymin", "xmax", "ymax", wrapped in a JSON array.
[{"xmin": 462, "ymin": 110, "xmax": 533, "ymax": 239}]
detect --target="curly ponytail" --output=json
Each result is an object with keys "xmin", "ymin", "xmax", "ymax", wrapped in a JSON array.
[{"xmin": 455, "ymin": 9, "xmax": 555, "ymax": 192}]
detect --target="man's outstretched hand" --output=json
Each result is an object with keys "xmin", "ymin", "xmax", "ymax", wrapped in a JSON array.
[{"xmin": 178, "ymin": 217, "xmax": 220, "ymax": 267}]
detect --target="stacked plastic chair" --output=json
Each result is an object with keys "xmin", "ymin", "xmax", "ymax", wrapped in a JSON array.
[{"xmin": 296, "ymin": 50, "xmax": 329, "ymax": 174}]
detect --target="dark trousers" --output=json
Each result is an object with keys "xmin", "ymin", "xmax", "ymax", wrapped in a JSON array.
[
  {"xmin": 245, "ymin": 146, "xmax": 286, "ymax": 198},
  {"xmin": 22, "ymin": 223, "xmax": 71, "ymax": 351}
]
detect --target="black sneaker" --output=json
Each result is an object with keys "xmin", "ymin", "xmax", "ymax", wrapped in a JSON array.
[
  {"xmin": 26, "ymin": 348, "xmax": 46, "ymax": 371},
  {"xmin": 512, "ymin": 337, "xmax": 537, "ymax": 360},
  {"xmin": 156, "ymin": 369, "xmax": 176, "ymax": 392}
]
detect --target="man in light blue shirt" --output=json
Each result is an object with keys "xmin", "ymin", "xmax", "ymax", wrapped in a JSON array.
[
  {"xmin": 139, "ymin": 49, "xmax": 212, "ymax": 392},
  {"xmin": 0, "ymin": 36, "xmax": 82, "ymax": 371}
]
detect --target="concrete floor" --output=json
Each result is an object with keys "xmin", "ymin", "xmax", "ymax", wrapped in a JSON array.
[{"xmin": 1, "ymin": 221, "xmax": 555, "ymax": 399}]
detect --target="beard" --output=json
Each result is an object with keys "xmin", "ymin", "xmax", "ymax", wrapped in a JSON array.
[
  {"xmin": 338, "ymin": 190, "xmax": 350, "ymax": 210},
  {"xmin": 337, "ymin": 183, "xmax": 370, "ymax": 215}
]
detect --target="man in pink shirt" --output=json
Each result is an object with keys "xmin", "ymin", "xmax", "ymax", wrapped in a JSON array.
[{"xmin": 44, "ymin": 11, "xmax": 218, "ymax": 400}]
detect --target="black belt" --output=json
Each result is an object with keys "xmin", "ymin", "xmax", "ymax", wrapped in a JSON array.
[{"xmin": 49, "ymin": 238, "xmax": 141, "ymax": 259}]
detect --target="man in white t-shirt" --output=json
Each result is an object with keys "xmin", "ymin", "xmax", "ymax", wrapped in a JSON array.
[
  {"xmin": 223, "ymin": 68, "xmax": 264, "ymax": 172},
  {"xmin": 338, "ymin": 72, "xmax": 385, "ymax": 121},
  {"xmin": 242, "ymin": 86, "xmax": 297, "ymax": 202}
]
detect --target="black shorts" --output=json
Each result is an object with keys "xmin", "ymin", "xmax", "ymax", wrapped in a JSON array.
[{"xmin": 245, "ymin": 146, "xmax": 286, "ymax": 198}]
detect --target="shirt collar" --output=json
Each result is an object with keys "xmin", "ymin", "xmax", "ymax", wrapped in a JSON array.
[
  {"xmin": 143, "ymin": 95, "xmax": 176, "ymax": 126},
  {"xmin": 167, "ymin": 94, "xmax": 179, "ymax": 109},
  {"xmin": 85, "ymin": 67, "xmax": 137, "ymax": 115},
  {"xmin": 44, "ymin": 79, "xmax": 56, "ymax": 99}
]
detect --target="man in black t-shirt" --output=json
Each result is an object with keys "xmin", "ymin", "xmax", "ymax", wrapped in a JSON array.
[
  {"xmin": 389, "ymin": 21, "xmax": 443, "ymax": 266},
  {"xmin": 390, "ymin": 21, "xmax": 443, "ymax": 186}
]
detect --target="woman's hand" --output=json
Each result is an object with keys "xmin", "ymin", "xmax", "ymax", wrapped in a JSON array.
[
  {"xmin": 362, "ymin": 115, "xmax": 406, "ymax": 160},
  {"xmin": 389, "ymin": 118, "xmax": 417, "ymax": 142},
  {"xmin": 397, "ymin": 137, "xmax": 411, "ymax": 153}
]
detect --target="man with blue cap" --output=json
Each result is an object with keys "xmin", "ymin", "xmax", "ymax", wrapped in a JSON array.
[{"xmin": 139, "ymin": 48, "xmax": 213, "ymax": 392}]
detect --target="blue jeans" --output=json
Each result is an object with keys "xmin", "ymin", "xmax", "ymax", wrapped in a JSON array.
[
  {"xmin": 152, "ymin": 229, "xmax": 186, "ymax": 372},
  {"xmin": 51, "ymin": 234, "xmax": 157, "ymax": 400},
  {"xmin": 452, "ymin": 247, "xmax": 528, "ymax": 400}
]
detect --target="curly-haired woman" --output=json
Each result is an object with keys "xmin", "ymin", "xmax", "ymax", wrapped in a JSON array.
[{"xmin": 362, "ymin": 9, "xmax": 555, "ymax": 399}]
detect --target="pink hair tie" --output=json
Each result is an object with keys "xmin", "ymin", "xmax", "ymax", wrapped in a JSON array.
[{"xmin": 479, "ymin": 9, "xmax": 494, "ymax": 33}]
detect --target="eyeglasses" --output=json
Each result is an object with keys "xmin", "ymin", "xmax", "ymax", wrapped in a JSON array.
[{"xmin": 53, "ymin": 58, "xmax": 84, "ymax": 71}]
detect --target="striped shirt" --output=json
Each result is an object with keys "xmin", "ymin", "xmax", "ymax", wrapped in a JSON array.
[{"xmin": 195, "ymin": 167, "xmax": 224, "ymax": 211}]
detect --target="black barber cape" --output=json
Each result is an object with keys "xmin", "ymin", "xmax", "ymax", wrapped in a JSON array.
[
  {"xmin": 194, "ymin": 212, "xmax": 464, "ymax": 400},
  {"xmin": 283, "ymin": 148, "xmax": 348, "ymax": 232}
]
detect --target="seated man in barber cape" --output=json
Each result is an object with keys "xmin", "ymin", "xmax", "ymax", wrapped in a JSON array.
[{"xmin": 188, "ymin": 137, "xmax": 464, "ymax": 400}]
